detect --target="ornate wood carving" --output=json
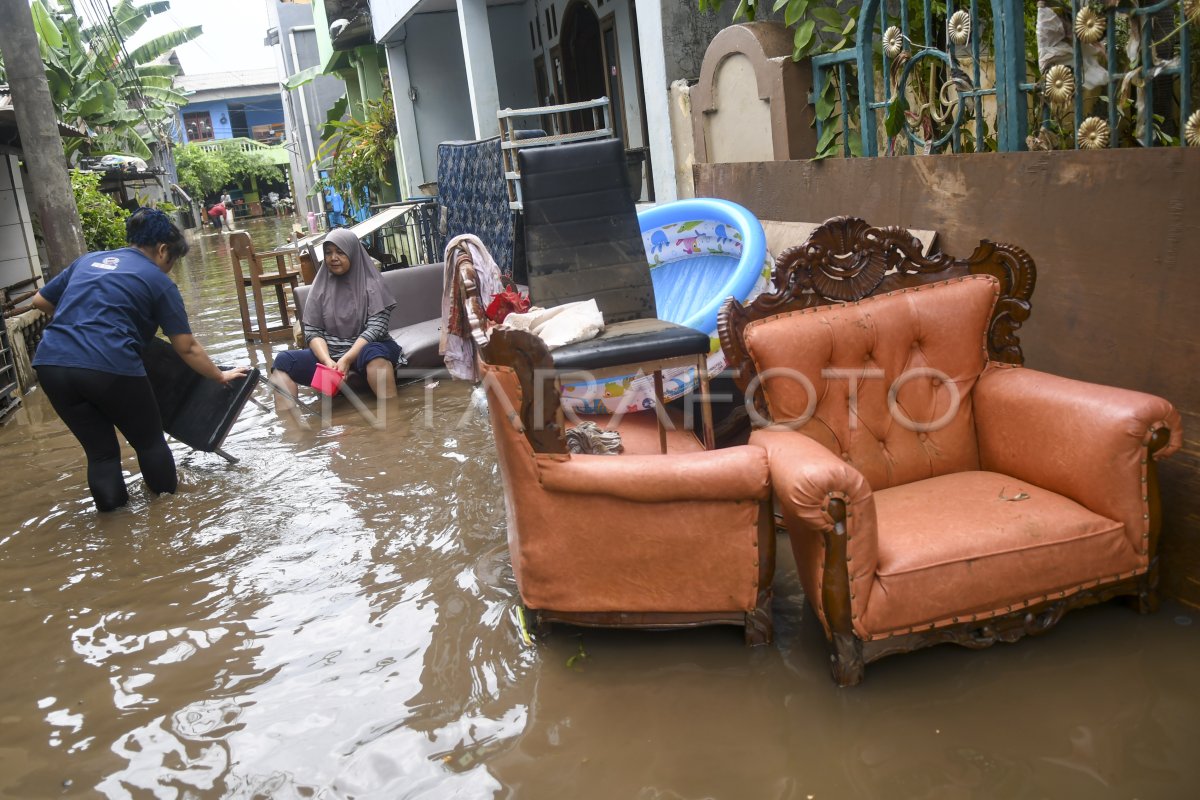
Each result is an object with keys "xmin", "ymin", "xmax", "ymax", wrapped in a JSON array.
[
  {"xmin": 719, "ymin": 216, "xmax": 1037, "ymax": 416},
  {"xmin": 482, "ymin": 328, "xmax": 567, "ymax": 455}
]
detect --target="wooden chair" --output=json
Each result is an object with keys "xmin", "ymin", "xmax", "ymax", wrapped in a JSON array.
[{"xmin": 229, "ymin": 231, "xmax": 302, "ymax": 343}]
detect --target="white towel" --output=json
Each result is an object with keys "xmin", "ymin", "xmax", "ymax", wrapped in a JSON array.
[{"xmin": 501, "ymin": 300, "xmax": 605, "ymax": 350}]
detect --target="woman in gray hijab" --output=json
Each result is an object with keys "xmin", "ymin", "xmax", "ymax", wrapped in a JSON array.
[{"xmin": 270, "ymin": 228, "xmax": 404, "ymax": 402}]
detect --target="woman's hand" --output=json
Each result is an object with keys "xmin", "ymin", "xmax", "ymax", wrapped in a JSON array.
[
  {"xmin": 217, "ymin": 366, "xmax": 250, "ymax": 386},
  {"xmin": 334, "ymin": 354, "xmax": 354, "ymax": 376}
]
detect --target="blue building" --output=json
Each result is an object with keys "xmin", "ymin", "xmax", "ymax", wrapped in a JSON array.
[
  {"xmin": 174, "ymin": 69, "xmax": 288, "ymax": 145},
  {"xmin": 171, "ymin": 69, "xmax": 294, "ymax": 217}
]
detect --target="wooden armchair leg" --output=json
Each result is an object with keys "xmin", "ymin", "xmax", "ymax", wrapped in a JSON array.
[
  {"xmin": 830, "ymin": 632, "xmax": 865, "ymax": 687},
  {"xmin": 744, "ymin": 588, "xmax": 773, "ymax": 646},
  {"xmin": 822, "ymin": 497, "xmax": 865, "ymax": 686},
  {"xmin": 1130, "ymin": 568, "xmax": 1160, "ymax": 615}
]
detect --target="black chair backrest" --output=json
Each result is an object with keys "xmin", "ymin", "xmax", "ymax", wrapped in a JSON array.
[{"xmin": 519, "ymin": 139, "xmax": 654, "ymax": 324}]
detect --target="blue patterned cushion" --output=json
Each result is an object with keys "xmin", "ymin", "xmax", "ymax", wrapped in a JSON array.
[{"xmin": 437, "ymin": 137, "xmax": 517, "ymax": 279}]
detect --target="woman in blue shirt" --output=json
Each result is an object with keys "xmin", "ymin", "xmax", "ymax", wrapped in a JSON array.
[{"xmin": 31, "ymin": 209, "xmax": 247, "ymax": 511}]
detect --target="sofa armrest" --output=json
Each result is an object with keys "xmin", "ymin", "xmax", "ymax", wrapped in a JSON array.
[
  {"xmin": 975, "ymin": 364, "xmax": 1182, "ymax": 553},
  {"xmin": 536, "ymin": 445, "xmax": 770, "ymax": 503},
  {"xmin": 750, "ymin": 429, "xmax": 879, "ymax": 636}
]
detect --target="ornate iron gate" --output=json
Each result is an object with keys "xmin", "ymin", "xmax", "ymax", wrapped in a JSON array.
[{"xmin": 810, "ymin": 0, "xmax": 1196, "ymax": 156}]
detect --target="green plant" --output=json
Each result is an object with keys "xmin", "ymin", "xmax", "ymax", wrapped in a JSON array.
[
  {"xmin": 314, "ymin": 88, "xmax": 398, "ymax": 216},
  {"xmin": 174, "ymin": 141, "xmax": 283, "ymax": 199},
  {"xmin": 218, "ymin": 141, "xmax": 286, "ymax": 187},
  {"xmin": 0, "ymin": 0, "xmax": 199, "ymax": 159},
  {"xmin": 174, "ymin": 143, "xmax": 231, "ymax": 198},
  {"xmin": 69, "ymin": 170, "xmax": 128, "ymax": 252},
  {"xmin": 698, "ymin": 0, "xmax": 857, "ymax": 61}
]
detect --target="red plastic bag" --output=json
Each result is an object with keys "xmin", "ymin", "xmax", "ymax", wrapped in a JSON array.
[{"xmin": 485, "ymin": 286, "xmax": 531, "ymax": 324}]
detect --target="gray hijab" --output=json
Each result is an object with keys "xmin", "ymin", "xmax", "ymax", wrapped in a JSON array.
[{"xmin": 306, "ymin": 227, "xmax": 395, "ymax": 339}]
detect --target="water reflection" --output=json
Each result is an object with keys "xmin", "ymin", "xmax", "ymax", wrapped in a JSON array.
[{"xmin": 0, "ymin": 218, "xmax": 1197, "ymax": 798}]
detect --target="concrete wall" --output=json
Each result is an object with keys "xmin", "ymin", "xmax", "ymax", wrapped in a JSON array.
[
  {"xmin": 0, "ymin": 155, "xmax": 40, "ymax": 289},
  {"xmin": 696, "ymin": 148, "xmax": 1200, "ymax": 607},
  {"xmin": 404, "ymin": 13, "xmax": 476, "ymax": 180},
  {"xmin": 658, "ymin": 0, "xmax": 751, "ymax": 85},
  {"xmin": 491, "ymin": 5, "xmax": 539, "ymax": 114},
  {"xmin": 371, "ymin": 0, "xmax": 421, "ymax": 41}
]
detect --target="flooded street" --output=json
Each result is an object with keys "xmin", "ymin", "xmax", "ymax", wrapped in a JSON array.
[{"xmin": 2, "ymin": 217, "xmax": 1199, "ymax": 798}]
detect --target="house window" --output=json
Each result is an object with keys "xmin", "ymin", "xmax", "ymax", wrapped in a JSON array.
[
  {"xmin": 251, "ymin": 123, "xmax": 285, "ymax": 145},
  {"xmin": 183, "ymin": 111, "xmax": 214, "ymax": 142}
]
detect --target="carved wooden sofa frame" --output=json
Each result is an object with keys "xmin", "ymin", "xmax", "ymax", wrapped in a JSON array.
[{"xmin": 718, "ymin": 216, "xmax": 1176, "ymax": 684}]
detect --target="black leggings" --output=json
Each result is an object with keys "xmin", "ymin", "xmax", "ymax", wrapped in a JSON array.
[{"xmin": 36, "ymin": 366, "xmax": 177, "ymax": 511}]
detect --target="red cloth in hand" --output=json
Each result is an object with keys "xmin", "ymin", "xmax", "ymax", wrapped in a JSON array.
[{"xmin": 485, "ymin": 287, "xmax": 531, "ymax": 324}]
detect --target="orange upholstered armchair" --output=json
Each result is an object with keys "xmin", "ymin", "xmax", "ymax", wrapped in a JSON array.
[
  {"xmin": 480, "ymin": 327, "xmax": 775, "ymax": 644},
  {"xmin": 720, "ymin": 217, "xmax": 1183, "ymax": 685}
]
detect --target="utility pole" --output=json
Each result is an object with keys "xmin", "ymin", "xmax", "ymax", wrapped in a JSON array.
[{"xmin": 0, "ymin": 0, "xmax": 87, "ymax": 279}]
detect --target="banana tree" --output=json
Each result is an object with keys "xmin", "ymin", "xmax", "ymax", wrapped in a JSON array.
[{"xmin": 0, "ymin": 0, "xmax": 200, "ymax": 158}]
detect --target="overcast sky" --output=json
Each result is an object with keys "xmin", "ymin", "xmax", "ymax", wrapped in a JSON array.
[{"xmin": 129, "ymin": 0, "xmax": 277, "ymax": 76}]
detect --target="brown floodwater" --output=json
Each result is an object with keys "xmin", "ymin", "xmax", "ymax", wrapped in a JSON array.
[{"xmin": 2, "ymin": 216, "xmax": 1198, "ymax": 799}]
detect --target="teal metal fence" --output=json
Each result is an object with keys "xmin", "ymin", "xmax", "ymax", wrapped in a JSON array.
[{"xmin": 810, "ymin": 0, "xmax": 1196, "ymax": 156}]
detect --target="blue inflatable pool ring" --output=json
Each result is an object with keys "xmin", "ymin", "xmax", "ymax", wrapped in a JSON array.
[
  {"xmin": 559, "ymin": 198, "xmax": 771, "ymax": 416},
  {"xmin": 639, "ymin": 198, "xmax": 768, "ymax": 337}
]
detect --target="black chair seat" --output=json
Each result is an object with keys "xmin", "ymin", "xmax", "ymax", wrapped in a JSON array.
[
  {"xmin": 550, "ymin": 318, "xmax": 710, "ymax": 372},
  {"xmin": 143, "ymin": 337, "xmax": 259, "ymax": 453}
]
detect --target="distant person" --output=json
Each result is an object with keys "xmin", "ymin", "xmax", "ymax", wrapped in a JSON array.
[
  {"xmin": 207, "ymin": 202, "xmax": 225, "ymax": 231},
  {"xmin": 30, "ymin": 209, "xmax": 248, "ymax": 511},
  {"xmin": 269, "ymin": 228, "xmax": 404, "ymax": 407},
  {"xmin": 220, "ymin": 191, "xmax": 235, "ymax": 229}
]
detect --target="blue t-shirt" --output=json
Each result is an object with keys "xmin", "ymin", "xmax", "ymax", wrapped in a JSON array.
[{"xmin": 32, "ymin": 248, "xmax": 192, "ymax": 377}]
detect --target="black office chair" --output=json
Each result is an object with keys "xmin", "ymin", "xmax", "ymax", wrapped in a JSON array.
[{"xmin": 518, "ymin": 139, "xmax": 715, "ymax": 450}]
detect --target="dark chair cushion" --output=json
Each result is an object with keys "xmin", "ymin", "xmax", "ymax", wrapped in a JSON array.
[
  {"xmin": 550, "ymin": 319, "xmax": 710, "ymax": 372},
  {"xmin": 143, "ymin": 337, "xmax": 259, "ymax": 453},
  {"xmin": 519, "ymin": 139, "xmax": 655, "ymax": 324}
]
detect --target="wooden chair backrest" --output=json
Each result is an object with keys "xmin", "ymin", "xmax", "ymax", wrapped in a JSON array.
[
  {"xmin": 719, "ymin": 216, "xmax": 1036, "ymax": 420},
  {"xmin": 229, "ymin": 231, "xmax": 262, "ymax": 280}
]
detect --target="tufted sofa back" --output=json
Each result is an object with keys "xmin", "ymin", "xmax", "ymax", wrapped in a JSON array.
[{"xmin": 742, "ymin": 275, "xmax": 1000, "ymax": 491}]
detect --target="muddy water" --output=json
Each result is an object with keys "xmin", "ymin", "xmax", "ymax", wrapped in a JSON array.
[{"xmin": 1, "ymin": 217, "xmax": 1198, "ymax": 798}]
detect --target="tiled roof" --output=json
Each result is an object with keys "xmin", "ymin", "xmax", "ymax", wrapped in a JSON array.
[{"xmin": 175, "ymin": 69, "xmax": 281, "ymax": 93}]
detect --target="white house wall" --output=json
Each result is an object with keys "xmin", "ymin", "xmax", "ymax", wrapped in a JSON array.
[
  {"xmin": 270, "ymin": 0, "xmax": 350, "ymax": 217},
  {"xmin": 491, "ymin": 6, "xmax": 539, "ymax": 117},
  {"xmin": 383, "ymin": 6, "xmax": 539, "ymax": 190},
  {"xmin": 0, "ymin": 155, "xmax": 41, "ymax": 289},
  {"xmin": 395, "ymin": 13, "xmax": 476, "ymax": 183}
]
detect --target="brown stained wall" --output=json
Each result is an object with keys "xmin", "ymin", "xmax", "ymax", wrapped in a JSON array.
[{"xmin": 696, "ymin": 149, "xmax": 1200, "ymax": 606}]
